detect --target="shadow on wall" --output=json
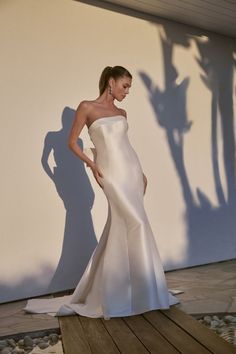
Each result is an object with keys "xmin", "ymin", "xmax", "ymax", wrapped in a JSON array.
[
  {"xmin": 42, "ymin": 106, "xmax": 98, "ymax": 293},
  {"xmin": 0, "ymin": 264, "xmax": 56, "ymax": 303},
  {"xmin": 0, "ymin": 107, "xmax": 98, "ymax": 303},
  {"xmin": 139, "ymin": 22, "xmax": 236, "ymax": 270}
]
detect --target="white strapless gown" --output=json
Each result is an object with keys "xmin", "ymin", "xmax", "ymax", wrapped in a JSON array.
[{"xmin": 23, "ymin": 115, "xmax": 180, "ymax": 319}]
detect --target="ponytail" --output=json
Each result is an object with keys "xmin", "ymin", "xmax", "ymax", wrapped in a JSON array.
[{"xmin": 99, "ymin": 66, "xmax": 113, "ymax": 96}]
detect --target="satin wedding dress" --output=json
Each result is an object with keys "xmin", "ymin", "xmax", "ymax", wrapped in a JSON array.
[{"xmin": 24, "ymin": 115, "xmax": 179, "ymax": 319}]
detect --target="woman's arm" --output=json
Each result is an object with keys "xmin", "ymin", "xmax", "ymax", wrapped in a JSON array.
[
  {"xmin": 68, "ymin": 101, "xmax": 95, "ymax": 168},
  {"xmin": 68, "ymin": 101, "xmax": 104, "ymax": 188}
]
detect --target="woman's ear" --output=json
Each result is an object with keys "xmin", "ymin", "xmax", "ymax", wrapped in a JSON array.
[{"xmin": 108, "ymin": 77, "xmax": 115, "ymax": 88}]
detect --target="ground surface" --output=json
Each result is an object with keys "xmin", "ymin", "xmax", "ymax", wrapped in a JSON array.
[{"xmin": 0, "ymin": 259, "xmax": 235, "ymax": 353}]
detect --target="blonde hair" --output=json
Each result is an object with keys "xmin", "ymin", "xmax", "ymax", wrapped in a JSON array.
[{"xmin": 99, "ymin": 66, "xmax": 132, "ymax": 96}]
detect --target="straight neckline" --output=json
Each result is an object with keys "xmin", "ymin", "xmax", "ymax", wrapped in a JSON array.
[{"xmin": 87, "ymin": 115, "xmax": 126, "ymax": 130}]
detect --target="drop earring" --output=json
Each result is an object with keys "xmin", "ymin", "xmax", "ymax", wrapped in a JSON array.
[{"xmin": 108, "ymin": 85, "xmax": 112, "ymax": 95}]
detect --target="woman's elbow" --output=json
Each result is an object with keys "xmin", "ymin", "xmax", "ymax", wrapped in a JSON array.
[{"xmin": 68, "ymin": 140, "xmax": 75, "ymax": 151}]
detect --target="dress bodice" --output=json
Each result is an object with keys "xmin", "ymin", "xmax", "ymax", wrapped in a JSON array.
[{"xmin": 88, "ymin": 115, "xmax": 128, "ymax": 133}]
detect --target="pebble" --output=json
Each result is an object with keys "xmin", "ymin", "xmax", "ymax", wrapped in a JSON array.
[
  {"xmin": 0, "ymin": 332, "xmax": 61, "ymax": 353},
  {"xmin": 17, "ymin": 340, "xmax": 24, "ymax": 348},
  {"xmin": 32, "ymin": 338, "xmax": 40, "ymax": 345},
  {"xmin": 23, "ymin": 336, "xmax": 33, "ymax": 348},
  {"xmin": 49, "ymin": 334, "xmax": 59, "ymax": 345},
  {"xmin": 38, "ymin": 342, "xmax": 49, "ymax": 350},
  {"xmin": 210, "ymin": 320, "xmax": 219, "ymax": 328},
  {"xmin": 212, "ymin": 315, "xmax": 219, "ymax": 321},
  {"xmin": 224, "ymin": 315, "xmax": 236, "ymax": 323},
  {"xmin": 7, "ymin": 339, "xmax": 16, "ymax": 348},
  {"xmin": 203, "ymin": 315, "xmax": 211, "ymax": 324}
]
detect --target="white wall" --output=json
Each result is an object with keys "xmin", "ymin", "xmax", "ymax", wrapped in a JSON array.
[{"xmin": 0, "ymin": 0, "xmax": 236, "ymax": 303}]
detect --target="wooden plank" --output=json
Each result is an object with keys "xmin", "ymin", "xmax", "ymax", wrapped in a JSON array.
[
  {"xmin": 161, "ymin": 306, "xmax": 236, "ymax": 354},
  {"xmin": 123, "ymin": 314, "xmax": 179, "ymax": 354},
  {"xmin": 101, "ymin": 317, "xmax": 149, "ymax": 353},
  {"xmin": 59, "ymin": 315, "xmax": 92, "ymax": 354},
  {"xmin": 144, "ymin": 310, "xmax": 210, "ymax": 354},
  {"xmin": 79, "ymin": 316, "xmax": 119, "ymax": 354}
]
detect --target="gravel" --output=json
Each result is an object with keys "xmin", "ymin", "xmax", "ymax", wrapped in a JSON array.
[
  {"xmin": 0, "ymin": 332, "xmax": 62, "ymax": 354},
  {"xmin": 197, "ymin": 314, "xmax": 236, "ymax": 346}
]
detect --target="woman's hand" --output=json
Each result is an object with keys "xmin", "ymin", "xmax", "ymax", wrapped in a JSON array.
[
  {"xmin": 143, "ymin": 173, "xmax": 147, "ymax": 195},
  {"xmin": 90, "ymin": 162, "xmax": 104, "ymax": 189}
]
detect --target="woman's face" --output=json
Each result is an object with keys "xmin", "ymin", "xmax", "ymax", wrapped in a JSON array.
[{"xmin": 109, "ymin": 76, "xmax": 132, "ymax": 101}]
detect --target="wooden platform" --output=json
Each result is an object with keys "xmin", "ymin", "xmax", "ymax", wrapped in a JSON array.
[{"xmin": 59, "ymin": 306, "xmax": 236, "ymax": 353}]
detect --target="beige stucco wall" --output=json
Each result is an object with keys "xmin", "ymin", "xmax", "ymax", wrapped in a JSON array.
[{"xmin": 1, "ymin": 0, "xmax": 236, "ymax": 302}]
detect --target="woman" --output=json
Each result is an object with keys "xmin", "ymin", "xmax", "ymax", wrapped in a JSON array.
[
  {"xmin": 68, "ymin": 66, "xmax": 148, "ymax": 195},
  {"xmin": 24, "ymin": 66, "xmax": 179, "ymax": 319}
]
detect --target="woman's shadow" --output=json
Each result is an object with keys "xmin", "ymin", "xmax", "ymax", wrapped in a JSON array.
[{"xmin": 41, "ymin": 106, "xmax": 97, "ymax": 292}]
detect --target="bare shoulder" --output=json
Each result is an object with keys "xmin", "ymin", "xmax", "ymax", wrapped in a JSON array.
[
  {"xmin": 119, "ymin": 108, "xmax": 127, "ymax": 119},
  {"xmin": 74, "ymin": 100, "xmax": 93, "ymax": 122},
  {"xmin": 76, "ymin": 100, "xmax": 93, "ymax": 113}
]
